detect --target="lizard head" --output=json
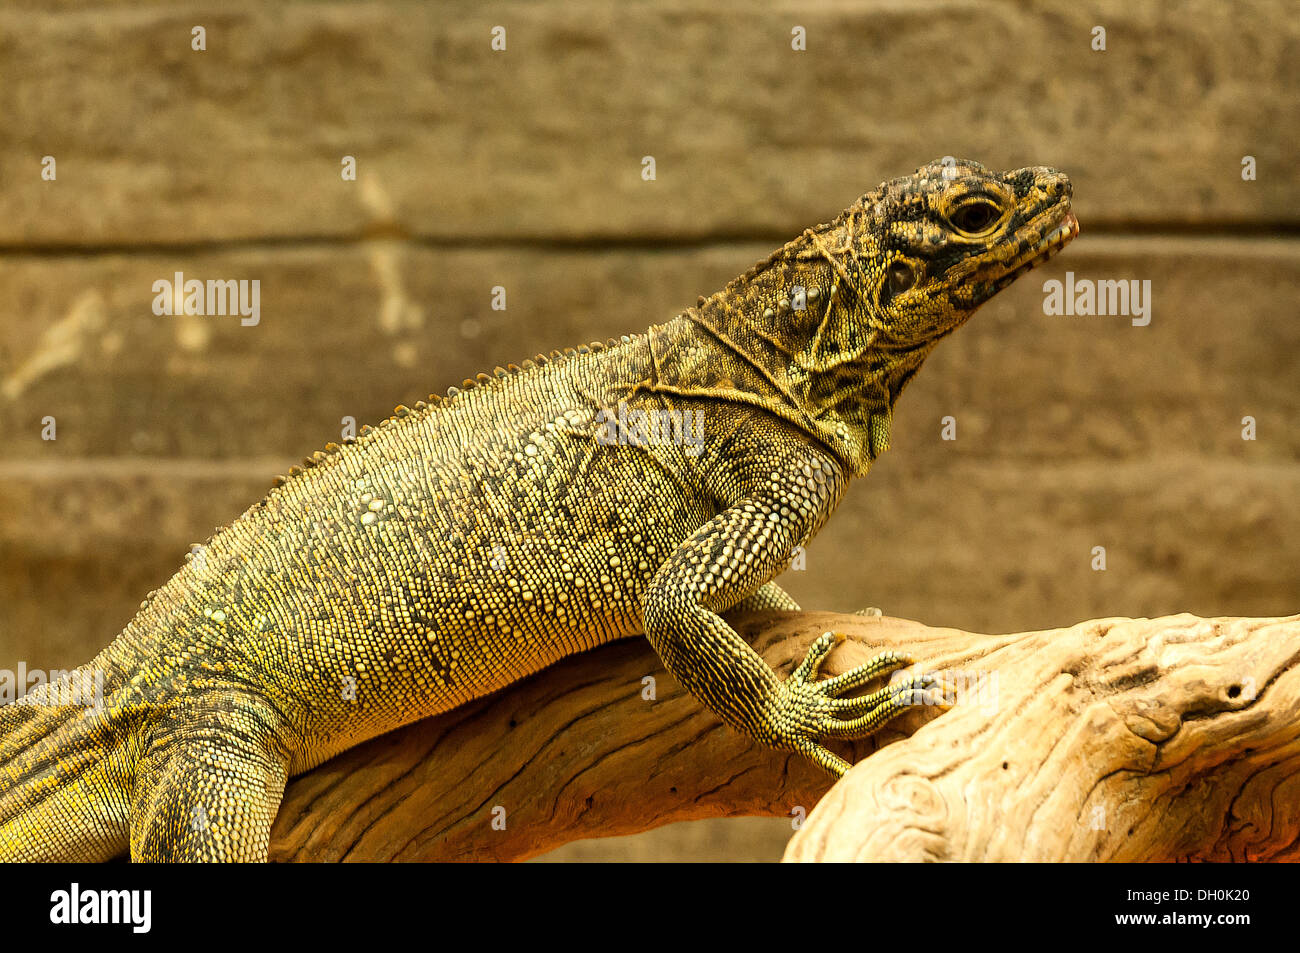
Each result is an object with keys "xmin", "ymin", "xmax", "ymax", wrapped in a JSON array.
[
  {"xmin": 850, "ymin": 158, "xmax": 1077, "ymax": 348},
  {"xmin": 672, "ymin": 158, "xmax": 1078, "ymax": 474}
]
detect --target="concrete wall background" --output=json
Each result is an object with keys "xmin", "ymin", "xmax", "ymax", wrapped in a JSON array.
[{"xmin": 1, "ymin": 1, "xmax": 1296, "ymax": 861}]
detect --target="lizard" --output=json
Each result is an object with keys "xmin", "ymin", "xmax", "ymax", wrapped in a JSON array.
[{"xmin": 0, "ymin": 158, "xmax": 1077, "ymax": 861}]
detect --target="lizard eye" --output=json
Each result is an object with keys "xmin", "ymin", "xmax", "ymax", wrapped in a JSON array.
[
  {"xmin": 887, "ymin": 261, "xmax": 916, "ymax": 295},
  {"xmin": 950, "ymin": 199, "xmax": 1002, "ymax": 235}
]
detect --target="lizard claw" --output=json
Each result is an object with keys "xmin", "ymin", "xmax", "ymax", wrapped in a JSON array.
[
  {"xmin": 762, "ymin": 634, "xmax": 951, "ymax": 777},
  {"xmin": 789, "ymin": 631, "xmax": 847, "ymax": 683}
]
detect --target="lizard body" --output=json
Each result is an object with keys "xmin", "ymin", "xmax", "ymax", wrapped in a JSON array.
[{"xmin": 0, "ymin": 159, "xmax": 1076, "ymax": 861}]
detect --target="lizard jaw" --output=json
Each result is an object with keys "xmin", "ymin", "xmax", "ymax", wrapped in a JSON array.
[{"xmin": 985, "ymin": 209, "xmax": 1080, "ymax": 293}]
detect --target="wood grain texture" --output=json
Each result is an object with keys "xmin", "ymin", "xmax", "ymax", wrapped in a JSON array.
[
  {"xmin": 264, "ymin": 610, "xmax": 1300, "ymax": 862},
  {"xmin": 785, "ymin": 613, "xmax": 1300, "ymax": 862}
]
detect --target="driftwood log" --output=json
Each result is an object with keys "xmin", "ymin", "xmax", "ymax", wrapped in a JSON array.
[{"xmin": 268, "ymin": 610, "xmax": 1300, "ymax": 862}]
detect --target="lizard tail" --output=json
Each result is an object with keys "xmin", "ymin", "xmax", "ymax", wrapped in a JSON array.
[{"xmin": 0, "ymin": 667, "xmax": 133, "ymax": 861}]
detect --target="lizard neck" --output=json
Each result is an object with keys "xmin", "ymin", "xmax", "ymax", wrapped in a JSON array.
[{"xmin": 642, "ymin": 223, "xmax": 931, "ymax": 475}]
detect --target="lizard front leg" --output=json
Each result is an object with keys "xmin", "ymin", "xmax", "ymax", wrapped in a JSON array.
[{"xmin": 643, "ymin": 454, "xmax": 943, "ymax": 777}]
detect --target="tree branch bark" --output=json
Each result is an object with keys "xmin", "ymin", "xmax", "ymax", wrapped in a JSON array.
[{"xmin": 268, "ymin": 611, "xmax": 1300, "ymax": 862}]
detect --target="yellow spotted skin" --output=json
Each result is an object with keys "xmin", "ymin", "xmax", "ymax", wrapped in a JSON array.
[{"xmin": 0, "ymin": 160, "xmax": 1075, "ymax": 861}]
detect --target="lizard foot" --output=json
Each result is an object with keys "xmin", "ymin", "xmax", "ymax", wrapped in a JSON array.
[{"xmin": 767, "ymin": 631, "xmax": 953, "ymax": 777}]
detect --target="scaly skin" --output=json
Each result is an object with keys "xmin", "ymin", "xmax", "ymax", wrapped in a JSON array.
[{"xmin": 0, "ymin": 159, "xmax": 1077, "ymax": 861}]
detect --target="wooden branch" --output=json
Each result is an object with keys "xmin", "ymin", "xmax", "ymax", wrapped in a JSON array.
[
  {"xmin": 785, "ymin": 613, "xmax": 1300, "ymax": 862},
  {"xmin": 268, "ymin": 611, "xmax": 1300, "ymax": 862}
]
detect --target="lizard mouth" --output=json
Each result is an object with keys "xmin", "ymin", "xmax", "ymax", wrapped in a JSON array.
[{"xmin": 983, "ymin": 208, "xmax": 1080, "ymax": 293}]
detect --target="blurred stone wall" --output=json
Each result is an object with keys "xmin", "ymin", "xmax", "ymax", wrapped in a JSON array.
[{"xmin": 1, "ymin": 1, "xmax": 1296, "ymax": 861}]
